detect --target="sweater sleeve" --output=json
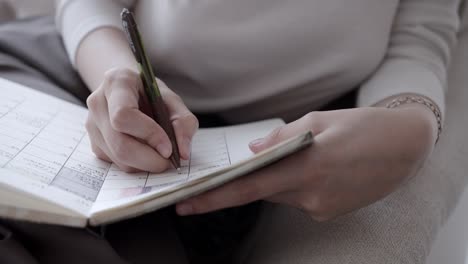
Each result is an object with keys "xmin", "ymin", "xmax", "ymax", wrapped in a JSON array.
[
  {"xmin": 55, "ymin": 0, "xmax": 136, "ymax": 66},
  {"xmin": 357, "ymin": 0, "xmax": 461, "ymax": 119}
]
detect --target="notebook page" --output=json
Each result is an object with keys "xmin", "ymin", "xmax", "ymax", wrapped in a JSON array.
[
  {"xmin": 94, "ymin": 129, "xmax": 227, "ymax": 202},
  {"xmin": 91, "ymin": 119, "xmax": 283, "ymax": 213},
  {"xmin": 0, "ymin": 78, "xmax": 93, "ymax": 215},
  {"xmin": 0, "ymin": 78, "xmax": 284, "ymax": 216}
]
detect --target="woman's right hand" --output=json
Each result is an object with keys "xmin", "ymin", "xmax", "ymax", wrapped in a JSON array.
[{"xmin": 85, "ymin": 68, "xmax": 199, "ymax": 173}]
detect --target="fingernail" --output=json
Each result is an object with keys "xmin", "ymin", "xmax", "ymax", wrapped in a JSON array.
[
  {"xmin": 177, "ymin": 203, "xmax": 193, "ymax": 216},
  {"xmin": 156, "ymin": 142, "xmax": 172, "ymax": 158},
  {"xmin": 249, "ymin": 138, "xmax": 265, "ymax": 147}
]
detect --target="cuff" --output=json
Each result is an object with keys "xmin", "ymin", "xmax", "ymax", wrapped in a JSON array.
[
  {"xmin": 357, "ymin": 59, "xmax": 446, "ymax": 120},
  {"xmin": 56, "ymin": 0, "xmax": 132, "ymax": 66}
]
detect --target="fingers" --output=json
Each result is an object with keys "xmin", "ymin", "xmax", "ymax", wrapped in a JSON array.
[
  {"xmin": 103, "ymin": 69, "xmax": 173, "ymax": 158},
  {"xmin": 249, "ymin": 112, "xmax": 322, "ymax": 154},
  {"xmin": 158, "ymin": 79, "xmax": 199, "ymax": 160},
  {"xmin": 171, "ymin": 115, "xmax": 198, "ymax": 160},
  {"xmin": 88, "ymin": 100, "xmax": 170, "ymax": 172},
  {"xmin": 176, "ymin": 112, "xmax": 324, "ymax": 215},
  {"xmin": 86, "ymin": 69, "xmax": 170, "ymax": 172},
  {"xmin": 85, "ymin": 116, "xmax": 138, "ymax": 172},
  {"xmin": 107, "ymin": 99, "xmax": 173, "ymax": 158},
  {"xmin": 175, "ymin": 157, "xmax": 299, "ymax": 216},
  {"xmin": 85, "ymin": 67, "xmax": 197, "ymax": 172},
  {"xmin": 100, "ymin": 114, "xmax": 170, "ymax": 172}
]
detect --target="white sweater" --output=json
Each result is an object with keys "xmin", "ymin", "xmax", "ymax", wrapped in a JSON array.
[{"xmin": 56, "ymin": 0, "xmax": 460, "ymax": 122}]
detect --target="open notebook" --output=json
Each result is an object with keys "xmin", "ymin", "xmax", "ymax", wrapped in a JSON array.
[{"xmin": 0, "ymin": 78, "xmax": 313, "ymax": 227}]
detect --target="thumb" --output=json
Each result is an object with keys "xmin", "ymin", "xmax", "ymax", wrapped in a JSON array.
[
  {"xmin": 249, "ymin": 114, "xmax": 318, "ymax": 154},
  {"xmin": 249, "ymin": 126, "xmax": 289, "ymax": 154}
]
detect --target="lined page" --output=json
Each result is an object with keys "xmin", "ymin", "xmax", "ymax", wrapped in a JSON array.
[
  {"xmin": 0, "ymin": 79, "xmax": 93, "ymax": 214},
  {"xmin": 95, "ymin": 129, "xmax": 231, "ymax": 203},
  {"xmin": 91, "ymin": 120, "xmax": 282, "ymax": 213},
  {"xmin": 0, "ymin": 78, "xmax": 283, "ymax": 215}
]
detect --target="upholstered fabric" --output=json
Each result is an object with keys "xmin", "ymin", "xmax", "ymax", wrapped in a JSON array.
[{"xmin": 236, "ymin": 14, "xmax": 468, "ymax": 264}]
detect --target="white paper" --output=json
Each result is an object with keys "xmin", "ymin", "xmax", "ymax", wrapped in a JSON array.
[{"xmin": 0, "ymin": 78, "xmax": 284, "ymax": 217}]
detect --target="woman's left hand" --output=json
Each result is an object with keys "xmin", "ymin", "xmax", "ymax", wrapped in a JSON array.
[{"xmin": 176, "ymin": 105, "xmax": 438, "ymax": 221}]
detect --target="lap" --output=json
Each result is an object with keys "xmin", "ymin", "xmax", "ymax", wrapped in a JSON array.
[
  {"xmin": 1, "ymin": 209, "xmax": 187, "ymax": 264},
  {"xmin": 0, "ymin": 17, "xmax": 187, "ymax": 264},
  {"xmin": 0, "ymin": 16, "xmax": 257, "ymax": 264},
  {"xmin": 0, "ymin": 16, "xmax": 89, "ymax": 106}
]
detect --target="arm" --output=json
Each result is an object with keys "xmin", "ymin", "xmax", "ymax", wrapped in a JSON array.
[
  {"xmin": 56, "ymin": 0, "xmax": 137, "ymax": 91},
  {"xmin": 56, "ymin": 0, "xmax": 198, "ymax": 172},
  {"xmin": 359, "ymin": 0, "xmax": 460, "ymax": 142},
  {"xmin": 174, "ymin": 0, "xmax": 462, "ymax": 218},
  {"xmin": 76, "ymin": 27, "xmax": 137, "ymax": 92}
]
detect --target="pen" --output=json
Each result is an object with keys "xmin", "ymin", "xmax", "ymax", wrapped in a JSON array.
[{"xmin": 121, "ymin": 8, "xmax": 181, "ymax": 170}]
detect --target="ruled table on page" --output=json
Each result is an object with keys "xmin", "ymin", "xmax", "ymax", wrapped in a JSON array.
[
  {"xmin": 0, "ymin": 88, "xmax": 105, "ymax": 203},
  {"xmin": 0, "ymin": 79, "xmax": 233, "ymax": 206},
  {"xmin": 95, "ymin": 129, "xmax": 231, "ymax": 202}
]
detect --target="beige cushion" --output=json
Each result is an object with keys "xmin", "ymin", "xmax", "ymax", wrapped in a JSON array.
[
  {"xmin": 238, "ymin": 40, "xmax": 468, "ymax": 264},
  {"xmin": 238, "ymin": 3, "xmax": 468, "ymax": 264}
]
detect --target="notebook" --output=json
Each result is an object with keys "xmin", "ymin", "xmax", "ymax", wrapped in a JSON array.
[{"xmin": 0, "ymin": 78, "xmax": 313, "ymax": 227}]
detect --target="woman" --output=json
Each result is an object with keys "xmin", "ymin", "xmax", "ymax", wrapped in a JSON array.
[
  {"xmin": 65, "ymin": 0, "xmax": 456, "ymax": 217},
  {"xmin": 0, "ymin": 0, "xmax": 460, "ymax": 263}
]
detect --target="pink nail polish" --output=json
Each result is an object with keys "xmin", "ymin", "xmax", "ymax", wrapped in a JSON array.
[{"xmin": 249, "ymin": 138, "xmax": 264, "ymax": 147}]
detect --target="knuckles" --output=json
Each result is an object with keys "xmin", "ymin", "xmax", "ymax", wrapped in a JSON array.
[
  {"xmin": 103, "ymin": 68, "xmax": 139, "ymax": 88},
  {"xmin": 110, "ymin": 136, "xmax": 131, "ymax": 163},
  {"xmin": 102, "ymin": 68, "xmax": 141, "ymax": 97},
  {"xmin": 85, "ymin": 68, "xmax": 202, "ymax": 175},
  {"xmin": 301, "ymin": 111, "xmax": 323, "ymax": 135},
  {"xmin": 172, "ymin": 112, "xmax": 199, "ymax": 132},
  {"xmin": 109, "ymin": 107, "xmax": 132, "ymax": 133},
  {"xmin": 181, "ymin": 113, "xmax": 199, "ymax": 131},
  {"xmin": 86, "ymin": 92, "xmax": 100, "ymax": 112},
  {"xmin": 302, "ymin": 112, "xmax": 320, "ymax": 125}
]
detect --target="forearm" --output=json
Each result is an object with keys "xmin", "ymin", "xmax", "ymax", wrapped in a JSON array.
[
  {"xmin": 374, "ymin": 93, "xmax": 440, "ymax": 146},
  {"xmin": 75, "ymin": 27, "xmax": 138, "ymax": 92},
  {"xmin": 358, "ymin": 0, "xmax": 460, "ymax": 120}
]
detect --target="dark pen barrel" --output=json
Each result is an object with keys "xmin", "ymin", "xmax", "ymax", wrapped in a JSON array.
[
  {"xmin": 120, "ymin": 8, "xmax": 182, "ymax": 170},
  {"xmin": 121, "ymin": 9, "xmax": 140, "ymax": 63}
]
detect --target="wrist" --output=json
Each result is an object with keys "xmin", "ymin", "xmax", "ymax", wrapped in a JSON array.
[
  {"xmin": 399, "ymin": 103, "xmax": 439, "ymax": 141},
  {"xmin": 374, "ymin": 94, "xmax": 442, "ymax": 144},
  {"xmin": 77, "ymin": 27, "xmax": 139, "ymax": 92}
]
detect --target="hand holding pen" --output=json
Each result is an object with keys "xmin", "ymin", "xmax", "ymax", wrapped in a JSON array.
[
  {"xmin": 121, "ymin": 8, "xmax": 184, "ymax": 170},
  {"xmin": 84, "ymin": 11, "xmax": 198, "ymax": 173}
]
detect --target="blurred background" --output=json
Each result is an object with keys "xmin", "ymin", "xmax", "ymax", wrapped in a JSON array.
[{"xmin": 1, "ymin": 0, "xmax": 54, "ymax": 19}]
